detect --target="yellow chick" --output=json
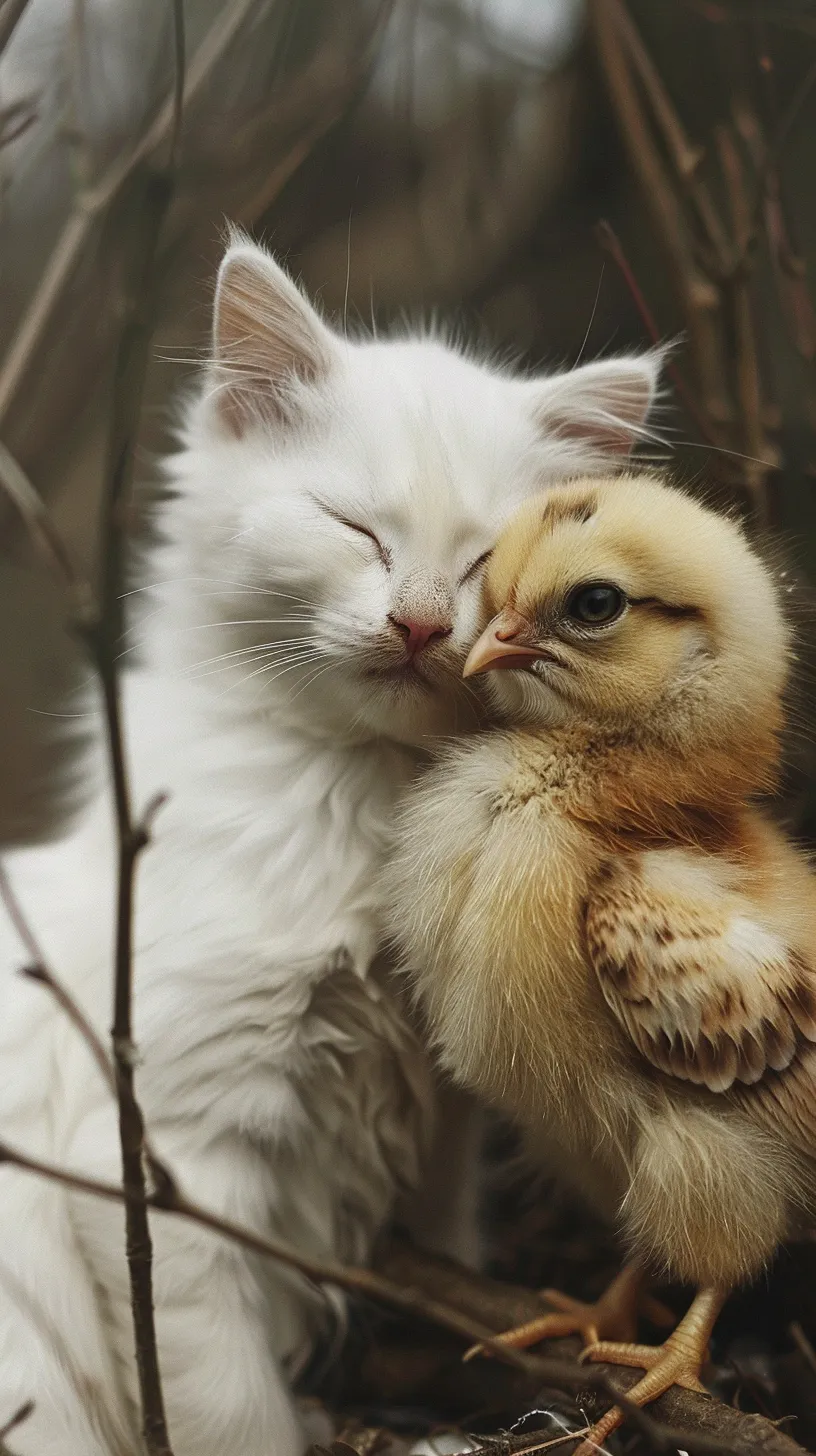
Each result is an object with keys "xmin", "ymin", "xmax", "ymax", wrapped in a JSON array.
[{"xmin": 381, "ymin": 474, "xmax": 816, "ymax": 1448}]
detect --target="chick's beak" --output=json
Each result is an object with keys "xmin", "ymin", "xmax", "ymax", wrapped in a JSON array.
[{"xmin": 463, "ymin": 608, "xmax": 547, "ymax": 678}]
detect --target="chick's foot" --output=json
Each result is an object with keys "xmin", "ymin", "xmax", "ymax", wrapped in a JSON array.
[
  {"xmin": 463, "ymin": 1262, "xmax": 655, "ymax": 1362},
  {"xmin": 573, "ymin": 1286, "xmax": 726, "ymax": 1455}
]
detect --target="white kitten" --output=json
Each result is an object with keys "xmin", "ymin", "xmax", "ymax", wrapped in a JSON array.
[{"xmin": 0, "ymin": 239, "xmax": 660, "ymax": 1456}]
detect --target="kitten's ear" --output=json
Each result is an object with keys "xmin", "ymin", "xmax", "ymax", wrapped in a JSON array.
[
  {"xmin": 211, "ymin": 239, "xmax": 335, "ymax": 437},
  {"xmin": 527, "ymin": 352, "xmax": 664, "ymax": 458}
]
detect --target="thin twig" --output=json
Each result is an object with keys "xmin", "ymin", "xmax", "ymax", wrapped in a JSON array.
[
  {"xmin": 0, "ymin": 1137, "xmax": 578, "ymax": 1382},
  {"xmin": 0, "ymin": 863, "xmax": 52, "ymax": 968},
  {"xmin": 594, "ymin": 219, "xmax": 720, "ymax": 448},
  {"xmin": 472, "ymin": 1429, "xmax": 592, "ymax": 1456},
  {"xmin": 788, "ymin": 1322, "xmax": 816, "ymax": 1378},
  {"xmin": 606, "ymin": 0, "xmax": 731, "ymax": 274},
  {"xmin": 715, "ymin": 124, "xmax": 772, "ymax": 515},
  {"xmin": 732, "ymin": 94, "xmax": 816, "ymax": 367},
  {"xmin": 0, "ymin": 857, "xmax": 176, "ymax": 1204},
  {"xmin": 0, "ymin": 0, "xmax": 34, "ymax": 58},
  {"xmin": 50, "ymin": 2, "xmax": 190, "ymax": 1448},
  {"xmin": 0, "ymin": 1403, "xmax": 33, "ymax": 1446},
  {"xmin": 0, "ymin": 441, "xmax": 86, "ymax": 610},
  {"xmin": 739, "ymin": 50, "xmax": 816, "ymax": 244},
  {"xmin": 168, "ymin": 0, "xmax": 186, "ymax": 173},
  {"xmin": 773, "ymin": 53, "xmax": 816, "ymax": 155},
  {"xmin": 0, "ymin": 98, "xmax": 37, "ymax": 149},
  {"xmin": 589, "ymin": 0, "xmax": 731, "ymax": 428},
  {"xmin": 0, "ymin": 0, "xmax": 256, "ymax": 422},
  {"xmin": 22, "ymin": 966, "xmax": 118, "ymax": 1093},
  {"xmin": 763, "ymin": 170, "xmax": 816, "ymax": 364},
  {"xmin": 731, "ymin": 94, "xmax": 816, "ymax": 378}
]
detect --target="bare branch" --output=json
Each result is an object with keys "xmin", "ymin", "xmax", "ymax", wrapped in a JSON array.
[
  {"xmin": 20, "ymin": 880, "xmax": 176, "ymax": 1433},
  {"xmin": 788, "ymin": 1321, "xmax": 816, "ymax": 1379},
  {"xmin": 0, "ymin": 441, "xmax": 86, "ymax": 609},
  {"xmin": 0, "ymin": 0, "xmax": 34, "ymax": 58},
  {"xmin": 590, "ymin": 0, "xmax": 784, "ymax": 524},
  {"xmin": 606, "ymin": 0, "xmax": 731, "ymax": 273},
  {"xmin": 715, "ymin": 124, "xmax": 773, "ymax": 514},
  {"xmin": 0, "ymin": 1136, "xmax": 580, "ymax": 1382},
  {"xmin": 0, "ymin": 856, "xmax": 177, "ymax": 1210},
  {"xmin": 0, "ymin": 0, "xmax": 257, "ymax": 423},
  {"xmin": 0, "ymin": 1402, "xmax": 33, "ymax": 1446},
  {"xmin": 0, "ymin": 863, "xmax": 47, "ymax": 968},
  {"xmin": 377, "ymin": 1240, "xmax": 807, "ymax": 1456},
  {"xmin": 0, "ymin": 98, "xmax": 37, "ymax": 149},
  {"xmin": 66, "ymin": 0, "xmax": 188, "ymax": 1443},
  {"xmin": 588, "ymin": 0, "xmax": 732, "ymax": 430},
  {"xmin": 595, "ymin": 219, "xmax": 720, "ymax": 448},
  {"xmin": 168, "ymin": 0, "xmax": 186, "ymax": 173},
  {"xmin": 472, "ymin": 1428, "xmax": 592, "ymax": 1456},
  {"xmin": 0, "ymin": 4, "xmax": 194, "ymax": 1450}
]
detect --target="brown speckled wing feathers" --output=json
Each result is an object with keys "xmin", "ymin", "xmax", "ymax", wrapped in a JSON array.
[
  {"xmin": 585, "ymin": 854, "xmax": 816, "ymax": 1096},
  {"xmin": 731, "ymin": 1043, "xmax": 816, "ymax": 1154}
]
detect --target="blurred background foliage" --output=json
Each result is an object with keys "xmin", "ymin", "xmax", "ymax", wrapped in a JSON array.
[{"xmin": 1, "ymin": 0, "xmax": 816, "ymax": 843}]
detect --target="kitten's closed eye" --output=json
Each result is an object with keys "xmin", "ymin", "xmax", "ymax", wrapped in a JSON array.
[
  {"xmin": 312, "ymin": 498, "xmax": 392, "ymax": 571},
  {"xmin": 460, "ymin": 549, "xmax": 493, "ymax": 585}
]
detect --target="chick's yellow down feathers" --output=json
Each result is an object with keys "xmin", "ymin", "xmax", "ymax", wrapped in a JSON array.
[{"xmin": 381, "ymin": 474, "xmax": 816, "ymax": 1443}]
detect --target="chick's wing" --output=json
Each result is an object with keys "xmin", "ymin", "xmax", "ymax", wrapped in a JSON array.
[{"xmin": 585, "ymin": 848, "xmax": 816, "ymax": 1094}]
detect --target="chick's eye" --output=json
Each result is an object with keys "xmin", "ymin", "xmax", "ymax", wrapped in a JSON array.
[{"xmin": 565, "ymin": 582, "xmax": 626, "ymax": 626}]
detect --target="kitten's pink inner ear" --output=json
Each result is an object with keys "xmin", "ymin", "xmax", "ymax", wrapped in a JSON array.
[
  {"xmin": 532, "ymin": 355, "xmax": 662, "ymax": 457},
  {"xmin": 212, "ymin": 246, "xmax": 334, "ymax": 437}
]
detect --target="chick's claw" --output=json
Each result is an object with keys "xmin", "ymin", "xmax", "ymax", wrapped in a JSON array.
[
  {"xmin": 463, "ymin": 1307, "xmax": 595, "ymax": 1364},
  {"xmin": 581, "ymin": 1337, "xmax": 708, "ymax": 1391},
  {"xmin": 573, "ymin": 1286, "xmax": 726, "ymax": 1456},
  {"xmin": 463, "ymin": 1263, "xmax": 645, "ymax": 1362}
]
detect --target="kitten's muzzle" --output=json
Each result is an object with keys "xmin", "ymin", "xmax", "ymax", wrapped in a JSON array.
[{"xmin": 463, "ymin": 609, "xmax": 553, "ymax": 677}]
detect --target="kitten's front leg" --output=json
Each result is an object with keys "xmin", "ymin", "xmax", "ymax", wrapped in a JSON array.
[{"xmin": 152, "ymin": 1213, "xmax": 305, "ymax": 1456}]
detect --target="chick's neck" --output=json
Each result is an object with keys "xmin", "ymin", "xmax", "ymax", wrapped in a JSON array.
[{"xmin": 517, "ymin": 697, "xmax": 783, "ymax": 855}]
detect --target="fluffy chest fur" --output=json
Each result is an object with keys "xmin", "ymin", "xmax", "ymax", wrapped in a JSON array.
[
  {"xmin": 0, "ymin": 670, "xmax": 431, "ymax": 1325},
  {"xmin": 384, "ymin": 730, "xmax": 648, "ymax": 1166}
]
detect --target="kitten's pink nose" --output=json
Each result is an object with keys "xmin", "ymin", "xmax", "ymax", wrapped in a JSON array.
[{"xmin": 389, "ymin": 615, "xmax": 453, "ymax": 659}]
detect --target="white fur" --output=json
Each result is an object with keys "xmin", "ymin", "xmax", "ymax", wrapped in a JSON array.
[{"xmin": 0, "ymin": 240, "xmax": 659, "ymax": 1455}]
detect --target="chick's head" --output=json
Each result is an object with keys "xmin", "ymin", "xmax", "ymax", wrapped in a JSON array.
[{"xmin": 466, "ymin": 474, "xmax": 790, "ymax": 757}]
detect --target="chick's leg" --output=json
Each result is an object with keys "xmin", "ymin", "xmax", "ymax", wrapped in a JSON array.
[
  {"xmin": 464, "ymin": 1262, "xmax": 654, "ymax": 1362},
  {"xmin": 574, "ymin": 1286, "xmax": 726, "ymax": 1456}
]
